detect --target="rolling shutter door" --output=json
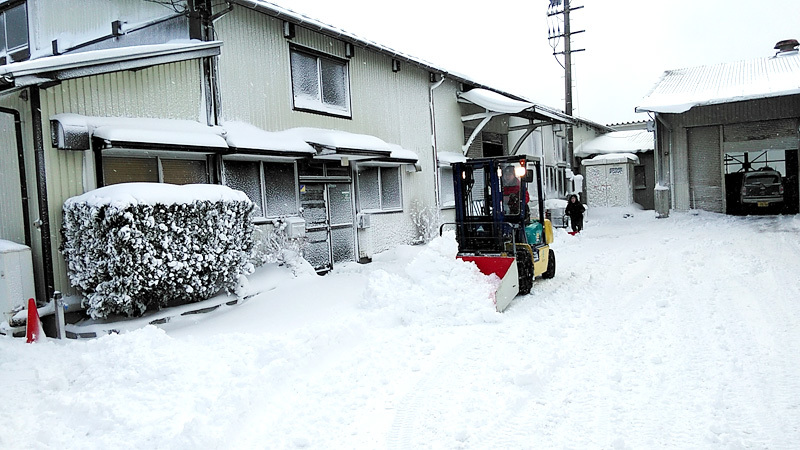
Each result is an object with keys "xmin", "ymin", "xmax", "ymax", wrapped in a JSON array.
[{"xmin": 688, "ymin": 126, "xmax": 723, "ymax": 212}]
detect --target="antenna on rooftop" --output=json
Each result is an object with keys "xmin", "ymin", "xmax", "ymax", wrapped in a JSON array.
[{"xmin": 547, "ymin": 0, "xmax": 585, "ymax": 171}]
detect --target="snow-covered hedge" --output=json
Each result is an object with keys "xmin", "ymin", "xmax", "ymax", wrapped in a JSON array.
[{"xmin": 61, "ymin": 183, "xmax": 254, "ymax": 319}]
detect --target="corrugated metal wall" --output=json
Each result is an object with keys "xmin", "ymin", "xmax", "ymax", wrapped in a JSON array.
[
  {"xmin": 0, "ymin": 94, "xmax": 45, "ymax": 302},
  {"xmin": 213, "ymin": 7, "xmax": 441, "ymax": 253},
  {"xmin": 0, "ymin": 113, "xmax": 25, "ymax": 244},
  {"xmin": 30, "ymin": 0, "xmax": 175, "ymax": 56},
  {"xmin": 38, "ymin": 60, "xmax": 204, "ymax": 296},
  {"xmin": 687, "ymin": 126, "xmax": 723, "ymax": 212}
]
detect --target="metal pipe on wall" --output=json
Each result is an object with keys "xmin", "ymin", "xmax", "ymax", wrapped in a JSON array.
[{"xmin": 30, "ymin": 87, "xmax": 55, "ymax": 301}]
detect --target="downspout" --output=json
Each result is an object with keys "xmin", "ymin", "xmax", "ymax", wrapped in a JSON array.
[
  {"xmin": 0, "ymin": 106, "xmax": 32, "ymax": 248},
  {"xmin": 30, "ymin": 87, "xmax": 55, "ymax": 300},
  {"xmin": 193, "ymin": 0, "xmax": 232, "ymax": 127},
  {"xmin": 429, "ymin": 74, "xmax": 445, "ymax": 206}
]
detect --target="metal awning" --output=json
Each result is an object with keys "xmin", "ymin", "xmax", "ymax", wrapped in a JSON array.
[
  {"xmin": 437, "ymin": 151, "xmax": 467, "ymax": 167},
  {"xmin": 458, "ymin": 88, "xmax": 574, "ymax": 123},
  {"xmin": 50, "ymin": 116, "xmax": 421, "ymax": 167},
  {"xmin": 457, "ymin": 88, "xmax": 574, "ymax": 156},
  {"xmin": 0, "ymin": 41, "xmax": 222, "ymax": 91},
  {"xmin": 222, "ymin": 122, "xmax": 317, "ymax": 159},
  {"xmin": 50, "ymin": 114, "xmax": 227, "ymax": 152}
]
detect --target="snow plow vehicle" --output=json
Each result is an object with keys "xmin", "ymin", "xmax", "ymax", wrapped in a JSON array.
[{"xmin": 443, "ymin": 156, "xmax": 555, "ymax": 312}]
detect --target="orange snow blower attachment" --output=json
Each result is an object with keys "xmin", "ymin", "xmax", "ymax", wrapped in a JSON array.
[{"xmin": 442, "ymin": 156, "xmax": 556, "ymax": 312}]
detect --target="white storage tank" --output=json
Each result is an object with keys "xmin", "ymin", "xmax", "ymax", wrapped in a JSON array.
[{"xmin": 0, "ymin": 240, "xmax": 36, "ymax": 323}]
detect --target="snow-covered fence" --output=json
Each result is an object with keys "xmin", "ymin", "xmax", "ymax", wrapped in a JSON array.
[
  {"xmin": 61, "ymin": 183, "xmax": 254, "ymax": 319},
  {"xmin": 249, "ymin": 220, "xmax": 312, "ymax": 276}
]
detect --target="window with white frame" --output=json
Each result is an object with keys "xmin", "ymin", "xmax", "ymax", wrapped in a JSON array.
[
  {"xmin": 357, "ymin": 166, "xmax": 402, "ymax": 212},
  {"xmin": 439, "ymin": 166, "xmax": 455, "ymax": 207},
  {"xmin": 0, "ymin": 2, "xmax": 29, "ymax": 65},
  {"xmin": 223, "ymin": 159, "xmax": 298, "ymax": 218},
  {"xmin": 290, "ymin": 48, "xmax": 351, "ymax": 117},
  {"xmin": 102, "ymin": 154, "xmax": 209, "ymax": 186}
]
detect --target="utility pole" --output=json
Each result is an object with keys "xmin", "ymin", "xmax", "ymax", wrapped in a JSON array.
[{"xmin": 547, "ymin": 0, "xmax": 584, "ymax": 170}]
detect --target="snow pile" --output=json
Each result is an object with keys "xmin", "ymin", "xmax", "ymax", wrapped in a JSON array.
[
  {"xmin": 62, "ymin": 183, "xmax": 254, "ymax": 319},
  {"xmin": 360, "ymin": 231, "xmax": 501, "ymax": 326}
]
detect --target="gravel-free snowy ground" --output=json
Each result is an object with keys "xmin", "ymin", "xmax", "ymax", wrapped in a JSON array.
[{"xmin": 2, "ymin": 207, "xmax": 800, "ymax": 449}]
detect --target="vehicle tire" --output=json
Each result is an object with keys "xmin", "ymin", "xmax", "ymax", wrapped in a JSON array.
[
  {"xmin": 542, "ymin": 249, "xmax": 556, "ymax": 279},
  {"xmin": 516, "ymin": 248, "xmax": 534, "ymax": 295}
]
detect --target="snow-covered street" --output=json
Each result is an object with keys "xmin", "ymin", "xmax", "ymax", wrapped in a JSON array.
[{"xmin": 3, "ymin": 208, "xmax": 800, "ymax": 449}]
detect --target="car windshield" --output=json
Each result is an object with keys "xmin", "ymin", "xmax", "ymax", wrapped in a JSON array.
[{"xmin": 745, "ymin": 174, "xmax": 780, "ymax": 185}]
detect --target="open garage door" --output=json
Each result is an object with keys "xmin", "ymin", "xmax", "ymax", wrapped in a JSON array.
[
  {"xmin": 722, "ymin": 118, "xmax": 799, "ymax": 215},
  {"xmin": 724, "ymin": 149, "xmax": 798, "ymax": 215}
]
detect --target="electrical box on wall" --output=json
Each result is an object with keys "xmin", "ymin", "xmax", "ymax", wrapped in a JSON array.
[
  {"xmin": 357, "ymin": 213, "xmax": 371, "ymax": 229},
  {"xmin": 284, "ymin": 216, "xmax": 306, "ymax": 239}
]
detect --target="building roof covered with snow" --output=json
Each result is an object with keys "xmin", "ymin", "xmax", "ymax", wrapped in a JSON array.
[
  {"xmin": 575, "ymin": 130, "xmax": 654, "ymax": 158},
  {"xmin": 636, "ymin": 51, "xmax": 800, "ymax": 114}
]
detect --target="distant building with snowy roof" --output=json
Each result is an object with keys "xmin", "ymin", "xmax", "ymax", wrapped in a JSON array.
[
  {"xmin": 575, "ymin": 123, "xmax": 656, "ymax": 209},
  {"xmin": 636, "ymin": 40, "xmax": 800, "ymax": 217}
]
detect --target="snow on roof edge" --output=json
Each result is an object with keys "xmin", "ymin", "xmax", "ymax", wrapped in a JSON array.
[
  {"xmin": 458, "ymin": 89, "xmax": 533, "ymax": 114},
  {"xmin": 581, "ymin": 153, "xmax": 640, "ymax": 165}
]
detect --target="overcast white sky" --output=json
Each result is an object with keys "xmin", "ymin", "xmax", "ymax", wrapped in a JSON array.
[{"xmin": 268, "ymin": 0, "xmax": 800, "ymax": 125}]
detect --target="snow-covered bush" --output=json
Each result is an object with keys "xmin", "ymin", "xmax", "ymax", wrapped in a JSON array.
[
  {"xmin": 410, "ymin": 199, "xmax": 441, "ymax": 244},
  {"xmin": 61, "ymin": 183, "xmax": 254, "ymax": 319}
]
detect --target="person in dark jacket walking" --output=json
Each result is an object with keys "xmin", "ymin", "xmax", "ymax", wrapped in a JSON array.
[{"xmin": 565, "ymin": 194, "xmax": 585, "ymax": 233}]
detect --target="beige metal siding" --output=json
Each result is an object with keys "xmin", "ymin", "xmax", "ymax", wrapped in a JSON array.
[
  {"xmin": 214, "ymin": 6, "xmax": 438, "ymax": 255},
  {"xmin": 687, "ymin": 126, "xmax": 723, "ymax": 212},
  {"xmin": 215, "ymin": 8, "xmax": 432, "ymax": 150},
  {"xmin": 0, "ymin": 94, "xmax": 45, "ymax": 301},
  {"xmin": 38, "ymin": 60, "xmax": 204, "ymax": 296},
  {"xmin": 432, "ymin": 81, "xmax": 465, "ymax": 156},
  {"xmin": 214, "ymin": 7, "xmax": 292, "ymax": 128},
  {"xmin": 30, "ymin": 0, "xmax": 177, "ymax": 55},
  {"xmin": 0, "ymin": 113, "xmax": 25, "ymax": 244}
]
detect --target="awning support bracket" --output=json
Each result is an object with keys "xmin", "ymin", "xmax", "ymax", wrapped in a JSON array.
[{"xmin": 462, "ymin": 111, "xmax": 502, "ymax": 156}]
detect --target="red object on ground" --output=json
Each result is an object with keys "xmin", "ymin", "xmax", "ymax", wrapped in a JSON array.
[
  {"xmin": 458, "ymin": 256, "xmax": 515, "ymax": 278},
  {"xmin": 568, "ymin": 231, "xmax": 579, "ymax": 236},
  {"xmin": 25, "ymin": 298, "xmax": 41, "ymax": 343}
]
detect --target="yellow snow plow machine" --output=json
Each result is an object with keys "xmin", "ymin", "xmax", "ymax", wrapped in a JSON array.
[{"xmin": 442, "ymin": 156, "xmax": 555, "ymax": 312}]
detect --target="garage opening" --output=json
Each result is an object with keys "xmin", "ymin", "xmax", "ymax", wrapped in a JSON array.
[{"xmin": 724, "ymin": 149, "xmax": 799, "ymax": 215}]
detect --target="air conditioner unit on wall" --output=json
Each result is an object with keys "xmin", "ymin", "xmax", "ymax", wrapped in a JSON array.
[{"xmin": 0, "ymin": 240, "xmax": 36, "ymax": 323}]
